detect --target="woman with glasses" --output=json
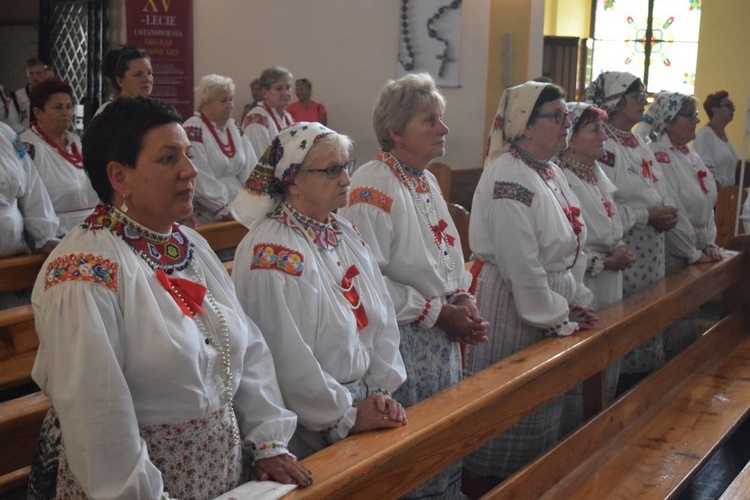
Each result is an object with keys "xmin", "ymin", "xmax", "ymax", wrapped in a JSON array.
[
  {"xmin": 242, "ymin": 66, "xmax": 295, "ymax": 159},
  {"xmin": 636, "ymin": 91, "xmax": 721, "ymax": 358},
  {"xmin": 694, "ymin": 91, "xmax": 739, "ymax": 188},
  {"xmin": 184, "ymin": 74, "xmax": 257, "ymax": 223},
  {"xmin": 338, "ymin": 73, "xmax": 487, "ymax": 500},
  {"xmin": 231, "ymin": 122, "xmax": 407, "ymax": 460},
  {"xmin": 585, "ymin": 71, "xmax": 678, "ymax": 393},
  {"xmin": 462, "ymin": 81, "xmax": 596, "ymax": 495}
]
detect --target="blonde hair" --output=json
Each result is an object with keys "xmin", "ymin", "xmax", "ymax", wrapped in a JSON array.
[
  {"xmin": 373, "ymin": 73, "xmax": 446, "ymax": 151},
  {"xmin": 196, "ymin": 74, "xmax": 235, "ymax": 109}
]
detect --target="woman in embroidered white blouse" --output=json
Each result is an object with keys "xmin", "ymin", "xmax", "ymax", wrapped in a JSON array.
[
  {"xmin": 29, "ymin": 97, "xmax": 311, "ymax": 499},
  {"xmin": 232, "ymin": 122, "xmax": 407, "ymax": 461}
]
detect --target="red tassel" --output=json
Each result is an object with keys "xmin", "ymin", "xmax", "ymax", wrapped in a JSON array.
[{"xmin": 342, "ymin": 265, "xmax": 369, "ymax": 330}]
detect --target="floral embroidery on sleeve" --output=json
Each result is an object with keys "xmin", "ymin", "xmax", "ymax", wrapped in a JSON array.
[
  {"xmin": 250, "ymin": 243, "xmax": 304, "ymax": 276},
  {"xmin": 44, "ymin": 253, "xmax": 118, "ymax": 291},
  {"xmin": 348, "ymin": 187, "xmax": 394, "ymax": 214},
  {"xmin": 493, "ymin": 181, "xmax": 534, "ymax": 207}
]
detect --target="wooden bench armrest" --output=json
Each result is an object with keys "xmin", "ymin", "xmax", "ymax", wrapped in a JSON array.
[
  {"xmin": 0, "ymin": 392, "xmax": 50, "ymax": 477},
  {"xmin": 285, "ymin": 252, "xmax": 746, "ymax": 498},
  {"xmin": 195, "ymin": 220, "xmax": 248, "ymax": 251},
  {"xmin": 0, "ymin": 254, "xmax": 46, "ymax": 294}
]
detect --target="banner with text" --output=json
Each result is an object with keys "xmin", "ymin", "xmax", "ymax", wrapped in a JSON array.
[{"xmin": 126, "ymin": 0, "xmax": 193, "ymax": 119}]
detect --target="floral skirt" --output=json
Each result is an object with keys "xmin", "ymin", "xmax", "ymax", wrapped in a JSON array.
[
  {"xmin": 33, "ymin": 405, "xmax": 241, "ymax": 499},
  {"xmin": 392, "ymin": 321, "xmax": 463, "ymax": 500}
]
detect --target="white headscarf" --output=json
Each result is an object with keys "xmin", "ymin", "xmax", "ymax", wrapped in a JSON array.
[
  {"xmin": 231, "ymin": 122, "xmax": 334, "ymax": 227},
  {"xmin": 484, "ymin": 81, "xmax": 549, "ymax": 164},
  {"xmin": 584, "ymin": 71, "xmax": 641, "ymax": 115},
  {"xmin": 634, "ymin": 91, "xmax": 693, "ymax": 139}
]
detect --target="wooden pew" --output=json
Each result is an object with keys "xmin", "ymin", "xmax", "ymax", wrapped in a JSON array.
[
  {"xmin": 447, "ymin": 203, "xmax": 471, "ymax": 262},
  {"xmin": 0, "ymin": 306, "xmax": 36, "ymax": 392},
  {"xmin": 283, "ymin": 237, "xmax": 749, "ymax": 499},
  {"xmin": 427, "ymin": 162, "xmax": 453, "ymax": 201},
  {"xmin": 0, "ymin": 392, "xmax": 50, "ymax": 495},
  {"xmin": 0, "ymin": 220, "xmax": 247, "ymax": 295},
  {"xmin": 719, "ymin": 458, "xmax": 750, "ymax": 500},
  {"xmin": 3, "ymin": 240, "xmax": 746, "ymax": 497}
]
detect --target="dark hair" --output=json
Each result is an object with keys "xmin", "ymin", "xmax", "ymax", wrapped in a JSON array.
[
  {"xmin": 295, "ymin": 78, "xmax": 312, "ymax": 90},
  {"xmin": 25, "ymin": 57, "xmax": 48, "ymax": 68},
  {"xmin": 573, "ymin": 106, "xmax": 608, "ymax": 135},
  {"xmin": 30, "ymin": 79, "xmax": 74, "ymax": 113},
  {"xmin": 82, "ymin": 97, "xmax": 182, "ymax": 203},
  {"xmin": 703, "ymin": 90, "xmax": 729, "ymax": 119},
  {"xmin": 102, "ymin": 45, "xmax": 150, "ymax": 92},
  {"xmin": 528, "ymin": 84, "xmax": 566, "ymax": 125}
]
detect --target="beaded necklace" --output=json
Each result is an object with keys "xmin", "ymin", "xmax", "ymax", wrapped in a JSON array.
[
  {"xmin": 199, "ymin": 112, "xmax": 236, "ymax": 158},
  {"xmin": 85, "ymin": 204, "xmax": 239, "ymax": 446},
  {"xmin": 514, "ymin": 147, "xmax": 582, "ymax": 269},
  {"xmin": 84, "ymin": 204, "xmax": 192, "ymax": 273},
  {"xmin": 280, "ymin": 202, "xmax": 369, "ymax": 329},
  {"xmin": 559, "ymin": 154, "xmax": 598, "ymax": 185},
  {"xmin": 603, "ymin": 123, "xmax": 639, "ymax": 148},
  {"xmin": 32, "ymin": 123, "xmax": 83, "ymax": 169},
  {"xmin": 263, "ymin": 102, "xmax": 292, "ymax": 132},
  {"xmin": 382, "ymin": 152, "xmax": 456, "ymax": 271}
]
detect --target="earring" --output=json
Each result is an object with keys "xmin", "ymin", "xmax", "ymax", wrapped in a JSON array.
[{"xmin": 120, "ymin": 197, "xmax": 129, "ymax": 213}]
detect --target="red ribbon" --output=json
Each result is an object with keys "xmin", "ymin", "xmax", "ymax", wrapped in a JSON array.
[
  {"xmin": 155, "ymin": 268, "xmax": 206, "ymax": 318},
  {"xmin": 603, "ymin": 200, "xmax": 614, "ymax": 218},
  {"xmin": 564, "ymin": 206, "xmax": 584, "ymax": 235},
  {"xmin": 431, "ymin": 219, "xmax": 456, "ymax": 246},
  {"xmin": 342, "ymin": 265, "xmax": 369, "ymax": 331},
  {"xmin": 698, "ymin": 170, "xmax": 708, "ymax": 194},
  {"xmin": 641, "ymin": 159, "xmax": 652, "ymax": 179}
]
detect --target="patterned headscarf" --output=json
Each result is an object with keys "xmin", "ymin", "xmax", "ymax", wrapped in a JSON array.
[
  {"xmin": 484, "ymin": 81, "xmax": 549, "ymax": 163},
  {"xmin": 565, "ymin": 102, "xmax": 594, "ymax": 146},
  {"xmin": 634, "ymin": 91, "xmax": 693, "ymax": 139},
  {"xmin": 584, "ymin": 71, "xmax": 641, "ymax": 114},
  {"xmin": 231, "ymin": 122, "xmax": 334, "ymax": 226}
]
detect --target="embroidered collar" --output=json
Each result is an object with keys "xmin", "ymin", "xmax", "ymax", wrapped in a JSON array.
[
  {"xmin": 604, "ymin": 123, "xmax": 639, "ymax": 148},
  {"xmin": 378, "ymin": 151, "xmax": 430, "ymax": 193},
  {"xmin": 560, "ymin": 155, "xmax": 598, "ymax": 185},
  {"xmin": 83, "ymin": 205, "xmax": 193, "ymax": 273},
  {"xmin": 511, "ymin": 145, "xmax": 554, "ymax": 180},
  {"xmin": 271, "ymin": 201, "xmax": 342, "ymax": 251}
]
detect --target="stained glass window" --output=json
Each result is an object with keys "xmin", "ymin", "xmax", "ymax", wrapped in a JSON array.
[{"xmin": 591, "ymin": 0, "xmax": 702, "ymax": 95}]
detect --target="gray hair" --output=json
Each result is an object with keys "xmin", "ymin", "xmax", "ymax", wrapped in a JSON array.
[
  {"xmin": 259, "ymin": 66, "xmax": 293, "ymax": 91},
  {"xmin": 196, "ymin": 74, "xmax": 235, "ymax": 109},
  {"xmin": 373, "ymin": 72, "xmax": 446, "ymax": 151}
]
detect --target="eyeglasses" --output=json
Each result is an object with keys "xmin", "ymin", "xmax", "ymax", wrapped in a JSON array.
[
  {"xmin": 301, "ymin": 159, "xmax": 355, "ymax": 179},
  {"xmin": 625, "ymin": 91, "xmax": 649, "ymax": 103},
  {"xmin": 536, "ymin": 110, "xmax": 570, "ymax": 125},
  {"xmin": 676, "ymin": 111, "xmax": 699, "ymax": 119}
]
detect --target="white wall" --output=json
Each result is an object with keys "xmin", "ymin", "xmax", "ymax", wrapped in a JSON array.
[{"xmin": 194, "ymin": 0, "xmax": 490, "ymax": 169}]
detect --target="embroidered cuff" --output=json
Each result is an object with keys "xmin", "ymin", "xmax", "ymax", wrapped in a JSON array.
[
  {"xmin": 325, "ymin": 406, "xmax": 358, "ymax": 444},
  {"xmin": 544, "ymin": 320, "xmax": 578, "ymax": 337},
  {"xmin": 252, "ymin": 441, "xmax": 291, "ymax": 461},
  {"xmin": 367, "ymin": 387, "xmax": 391, "ymax": 397},
  {"xmin": 449, "ymin": 290, "xmax": 477, "ymax": 304},
  {"xmin": 634, "ymin": 207, "xmax": 650, "ymax": 229},
  {"xmin": 587, "ymin": 251, "xmax": 605, "ymax": 277}
]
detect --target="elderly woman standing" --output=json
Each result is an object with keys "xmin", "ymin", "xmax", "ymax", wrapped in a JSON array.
[
  {"xmin": 463, "ymin": 82, "xmax": 596, "ymax": 493},
  {"xmin": 21, "ymin": 80, "xmax": 98, "ymax": 235},
  {"xmin": 636, "ymin": 92, "xmax": 721, "ymax": 358},
  {"xmin": 29, "ymin": 97, "xmax": 311, "ymax": 499},
  {"xmin": 231, "ymin": 122, "xmax": 407, "ymax": 459},
  {"xmin": 557, "ymin": 102, "xmax": 635, "ymax": 435},
  {"xmin": 183, "ymin": 74, "xmax": 257, "ymax": 223},
  {"xmin": 338, "ymin": 73, "xmax": 487, "ymax": 500},
  {"xmin": 242, "ymin": 66, "xmax": 295, "ymax": 159},
  {"xmin": 694, "ymin": 91, "xmax": 739, "ymax": 189},
  {"xmin": 585, "ymin": 72, "xmax": 678, "ymax": 393}
]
